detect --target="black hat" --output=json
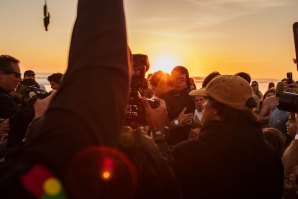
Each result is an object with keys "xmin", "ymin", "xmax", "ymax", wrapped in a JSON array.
[{"xmin": 24, "ymin": 70, "xmax": 35, "ymax": 77}]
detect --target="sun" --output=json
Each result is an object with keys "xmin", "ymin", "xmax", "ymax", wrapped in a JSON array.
[{"xmin": 150, "ymin": 55, "xmax": 180, "ymax": 74}]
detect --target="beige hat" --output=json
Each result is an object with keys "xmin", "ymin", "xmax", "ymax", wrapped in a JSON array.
[
  {"xmin": 189, "ymin": 88, "xmax": 207, "ymax": 96},
  {"xmin": 190, "ymin": 75, "xmax": 255, "ymax": 110}
]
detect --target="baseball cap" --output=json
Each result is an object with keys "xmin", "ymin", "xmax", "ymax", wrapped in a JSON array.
[
  {"xmin": 190, "ymin": 75, "xmax": 256, "ymax": 110},
  {"xmin": 24, "ymin": 70, "xmax": 35, "ymax": 77}
]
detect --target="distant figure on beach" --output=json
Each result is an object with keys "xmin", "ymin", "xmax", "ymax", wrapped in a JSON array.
[
  {"xmin": 268, "ymin": 82, "xmax": 275, "ymax": 90},
  {"xmin": 251, "ymin": 80, "xmax": 263, "ymax": 100},
  {"xmin": 47, "ymin": 72, "xmax": 63, "ymax": 91},
  {"xmin": 23, "ymin": 70, "xmax": 46, "ymax": 91},
  {"xmin": 189, "ymin": 77, "xmax": 196, "ymax": 90}
]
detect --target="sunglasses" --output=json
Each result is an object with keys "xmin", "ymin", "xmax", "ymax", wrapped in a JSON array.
[{"xmin": 5, "ymin": 71, "xmax": 22, "ymax": 78}]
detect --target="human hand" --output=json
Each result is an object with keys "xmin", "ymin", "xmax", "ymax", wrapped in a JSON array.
[
  {"xmin": 142, "ymin": 97, "xmax": 168, "ymax": 130},
  {"xmin": 177, "ymin": 107, "xmax": 194, "ymax": 125},
  {"xmin": 34, "ymin": 91, "xmax": 56, "ymax": 119}
]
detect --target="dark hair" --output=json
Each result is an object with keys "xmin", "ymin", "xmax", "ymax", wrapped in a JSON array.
[
  {"xmin": 149, "ymin": 71, "xmax": 172, "ymax": 88},
  {"xmin": 262, "ymin": 127, "xmax": 285, "ymax": 156},
  {"xmin": 0, "ymin": 55, "xmax": 19, "ymax": 72},
  {"xmin": 262, "ymin": 88, "xmax": 276, "ymax": 101},
  {"xmin": 202, "ymin": 71, "xmax": 220, "ymax": 88},
  {"xmin": 47, "ymin": 73, "xmax": 63, "ymax": 84},
  {"xmin": 208, "ymin": 97, "xmax": 259, "ymax": 124},
  {"xmin": 268, "ymin": 82, "xmax": 275, "ymax": 89},
  {"xmin": 171, "ymin": 66, "xmax": 190, "ymax": 88},
  {"xmin": 235, "ymin": 72, "xmax": 251, "ymax": 84}
]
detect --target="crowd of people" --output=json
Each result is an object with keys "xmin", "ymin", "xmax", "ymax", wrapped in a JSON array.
[{"xmin": 0, "ymin": 0, "xmax": 298, "ymax": 198}]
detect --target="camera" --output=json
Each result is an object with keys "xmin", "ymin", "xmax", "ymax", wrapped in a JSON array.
[
  {"xmin": 26, "ymin": 85, "xmax": 51, "ymax": 103},
  {"xmin": 124, "ymin": 54, "xmax": 159, "ymax": 128},
  {"xmin": 278, "ymin": 23, "xmax": 298, "ymax": 113},
  {"xmin": 287, "ymin": 72, "xmax": 293, "ymax": 84},
  {"xmin": 278, "ymin": 74, "xmax": 298, "ymax": 112}
]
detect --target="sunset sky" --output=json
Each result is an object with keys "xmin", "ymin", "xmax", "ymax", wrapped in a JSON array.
[{"xmin": 1, "ymin": 0, "xmax": 298, "ymax": 80}]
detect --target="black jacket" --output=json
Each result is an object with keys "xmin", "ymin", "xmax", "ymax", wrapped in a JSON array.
[
  {"xmin": 0, "ymin": 87, "xmax": 18, "ymax": 119},
  {"xmin": 163, "ymin": 88, "xmax": 195, "ymax": 146},
  {"xmin": 173, "ymin": 120, "xmax": 284, "ymax": 199}
]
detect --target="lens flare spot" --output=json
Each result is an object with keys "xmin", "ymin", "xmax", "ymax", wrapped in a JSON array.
[
  {"xmin": 43, "ymin": 178, "xmax": 61, "ymax": 195},
  {"xmin": 101, "ymin": 171, "xmax": 111, "ymax": 180}
]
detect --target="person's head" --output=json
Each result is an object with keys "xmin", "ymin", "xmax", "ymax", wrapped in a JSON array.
[
  {"xmin": 194, "ymin": 95, "xmax": 205, "ymax": 112},
  {"xmin": 268, "ymin": 82, "xmax": 275, "ymax": 89},
  {"xmin": 263, "ymin": 88, "xmax": 276, "ymax": 100},
  {"xmin": 202, "ymin": 71, "xmax": 220, "ymax": 88},
  {"xmin": 251, "ymin": 81, "xmax": 259, "ymax": 92},
  {"xmin": 189, "ymin": 77, "xmax": 196, "ymax": 90},
  {"xmin": 24, "ymin": 70, "xmax": 36, "ymax": 80},
  {"xmin": 262, "ymin": 127, "xmax": 286, "ymax": 156},
  {"xmin": 190, "ymin": 75, "xmax": 257, "ymax": 126},
  {"xmin": 149, "ymin": 71, "xmax": 173, "ymax": 98},
  {"xmin": 286, "ymin": 112, "xmax": 297, "ymax": 139},
  {"xmin": 47, "ymin": 73, "xmax": 63, "ymax": 91},
  {"xmin": 235, "ymin": 72, "xmax": 251, "ymax": 83},
  {"xmin": 171, "ymin": 66, "xmax": 190, "ymax": 91},
  {"xmin": 0, "ymin": 55, "xmax": 21, "ymax": 92}
]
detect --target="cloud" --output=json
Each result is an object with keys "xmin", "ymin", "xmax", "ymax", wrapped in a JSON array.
[{"xmin": 126, "ymin": 0, "xmax": 290, "ymax": 39}]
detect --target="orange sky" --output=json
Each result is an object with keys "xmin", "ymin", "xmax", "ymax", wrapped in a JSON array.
[{"xmin": 1, "ymin": 0, "xmax": 298, "ymax": 80}]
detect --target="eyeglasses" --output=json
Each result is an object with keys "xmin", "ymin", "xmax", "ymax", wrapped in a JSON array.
[
  {"xmin": 176, "ymin": 77, "xmax": 186, "ymax": 82},
  {"xmin": 251, "ymin": 84, "xmax": 257, "ymax": 87},
  {"xmin": 5, "ymin": 71, "xmax": 22, "ymax": 78}
]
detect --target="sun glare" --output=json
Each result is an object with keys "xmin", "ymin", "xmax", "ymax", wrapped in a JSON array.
[{"xmin": 151, "ymin": 55, "xmax": 179, "ymax": 74}]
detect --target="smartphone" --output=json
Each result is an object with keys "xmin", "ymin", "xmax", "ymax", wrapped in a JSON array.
[{"xmin": 287, "ymin": 72, "xmax": 293, "ymax": 84}]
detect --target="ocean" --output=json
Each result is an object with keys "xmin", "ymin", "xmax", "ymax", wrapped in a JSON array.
[{"xmin": 35, "ymin": 73, "xmax": 279, "ymax": 94}]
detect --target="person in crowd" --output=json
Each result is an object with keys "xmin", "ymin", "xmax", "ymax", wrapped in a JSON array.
[
  {"xmin": 163, "ymin": 66, "xmax": 195, "ymax": 146},
  {"xmin": 47, "ymin": 72, "xmax": 63, "ymax": 91},
  {"xmin": 235, "ymin": 72, "xmax": 260, "ymax": 113},
  {"xmin": 251, "ymin": 80, "xmax": 263, "ymax": 100},
  {"xmin": 286, "ymin": 112, "xmax": 297, "ymax": 142},
  {"xmin": 268, "ymin": 82, "xmax": 275, "ymax": 90},
  {"xmin": 268, "ymin": 82, "xmax": 290, "ymax": 145},
  {"xmin": 189, "ymin": 77, "xmax": 196, "ymax": 90},
  {"xmin": 259, "ymin": 82, "xmax": 282, "ymax": 127},
  {"xmin": 0, "ymin": 55, "xmax": 22, "ymax": 163},
  {"xmin": 262, "ymin": 87, "xmax": 276, "ymax": 101},
  {"xmin": 188, "ymin": 89, "xmax": 205, "ymax": 139},
  {"xmin": 262, "ymin": 127, "xmax": 286, "ymax": 156},
  {"xmin": 0, "ymin": 55, "xmax": 21, "ymax": 118},
  {"xmin": 173, "ymin": 75, "xmax": 283, "ymax": 199},
  {"xmin": 202, "ymin": 71, "xmax": 220, "ymax": 88},
  {"xmin": 0, "ymin": 1, "xmax": 134, "ymax": 198},
  {"xmin": 149, "ymin": 70, "xmax": 173, "ymax": 99},
  {"xmin": 23, "ymin": 70, "xmax": 46, "ymax": 91}
]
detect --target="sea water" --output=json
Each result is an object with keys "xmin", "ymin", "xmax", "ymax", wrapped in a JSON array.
[{"xmin": 35, "ymin": 73, "xmax": 280, "ymax": 94}]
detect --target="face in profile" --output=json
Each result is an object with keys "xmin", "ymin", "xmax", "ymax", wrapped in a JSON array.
[
  {"xmin": 201, "ymin": 99, "xmax": 219, "ymax": 126},
  {"xmin": 286, "ymin": 113, "xmax": 297, "ymax": 139}
]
